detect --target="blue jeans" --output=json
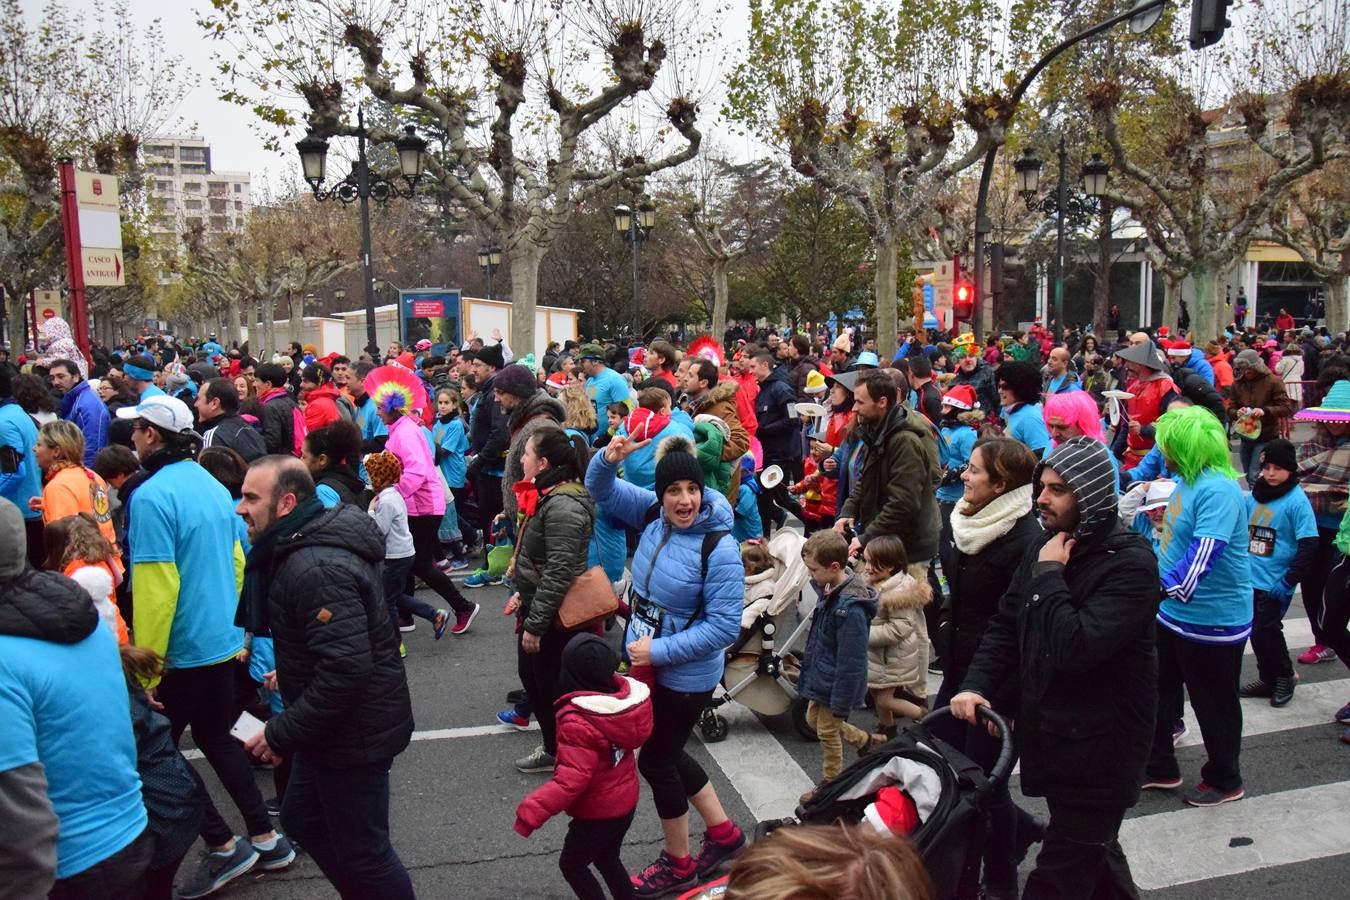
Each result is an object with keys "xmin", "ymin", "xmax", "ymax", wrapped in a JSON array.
[
  {"xmin": 1238, "ymin": 438, "xmax": 1268, "ymax": 488},
  {"xmin": 280, "ymin": 754, "xmax": 414, "ymax": 900}
]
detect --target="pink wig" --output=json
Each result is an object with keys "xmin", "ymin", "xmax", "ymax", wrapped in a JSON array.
[{"xmin": 1044, "ymin": 391, "xmax": 1104, "ymax": 444}]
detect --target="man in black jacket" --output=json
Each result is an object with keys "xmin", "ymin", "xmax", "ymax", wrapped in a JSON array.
[
  {"xmin": 198, "ymin": 378, "xmax": 266, "ymax": 462},
  {"xmin": 237, "ymin": 456, "xmax": 415, "ymax": 899},
  {"xmin": 953, "ymin": 437, "xmax": 1158, "ymax": 899},
  {"xmin": 751, "ymin": 352, "xmax": 805, "ymax": 534},
  {"xmin": 467, "ymin": 342, "xmax": 510, "ymax": 540}
]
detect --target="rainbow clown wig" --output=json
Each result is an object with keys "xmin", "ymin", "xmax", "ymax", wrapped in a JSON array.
[
  {"xmin": 1154, "ymin": 405, "xmax": 1240, "ymax": 485},
  {"xmin": 1043, "ymin": 391, "xmax": 1104, "ymax": 445}
]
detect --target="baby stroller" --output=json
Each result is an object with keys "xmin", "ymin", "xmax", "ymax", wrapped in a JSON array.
[
  {"xmin": 763, "ymin": 705, "xmax": 1015, "ymax": 900},
  {"xmin": 697, "ymin": 530, "xmax": 817, "ymax": 742}
]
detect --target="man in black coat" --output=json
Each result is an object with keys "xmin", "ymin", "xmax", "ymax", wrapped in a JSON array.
[
  {"xmin": 236, "ymin": 456, "xmax": 415, "ymax": 899},
  {"xmin": 197, "ymin": 378, "xmax": 266, "ymax": 462},
  {"xmin": 467, "ymin": 342, "xmax": 510, "ymax": 539},
  {"xmin": 953, "ymin": 437, "xmax": 1158, "ymax": 899},
  {"xmin": 750, "ymin": 351, "xmax": 805, "ymax": 534}
]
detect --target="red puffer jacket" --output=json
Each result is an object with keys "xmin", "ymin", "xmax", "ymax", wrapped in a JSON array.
[{"xmin": 514, "ymin": 675, "xmax": 653, "ymax": 833}]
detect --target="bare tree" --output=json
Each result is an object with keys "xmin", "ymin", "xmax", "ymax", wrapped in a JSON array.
[{"xmin": 1269, "ymin": 162, "xmax": 1350, "ymax": 332}]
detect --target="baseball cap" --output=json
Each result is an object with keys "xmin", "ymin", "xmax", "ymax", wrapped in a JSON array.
[
  {"xmin": 415, "ymin": 339, "xmax": 432, "ymax": 351},
  {"xmin": 578, "ymin": 343, "xmax": 606, "ymax": 361},
  {"xmin": 115, "ymin": 394, "xmax": 196, "ymax": 434},
  {"xmin": 1139, "ymin": 480, "xmax": 1176, "ymax": 512}
]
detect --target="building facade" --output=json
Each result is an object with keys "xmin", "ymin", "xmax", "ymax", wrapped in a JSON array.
[{"xmin": 143, "ymin": 136, "xmax": 251, "ymax": 244}]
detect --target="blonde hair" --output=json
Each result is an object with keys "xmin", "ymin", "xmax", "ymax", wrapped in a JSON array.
[
  {"xmin": 725, "ymin": 823, "xmax": 933, "ymax": 900},
  {"xmin": 561, "ymin": 385, "xmax": 597, "ymax": 433},
  {"xmin": 39, "ymin": 419, "xmax": 85, "ymax": 466}
]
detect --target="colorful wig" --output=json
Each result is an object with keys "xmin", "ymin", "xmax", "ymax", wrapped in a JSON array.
[
  {"xmin": 1043, "ymin": 391, "xmax": 1104, "ymax": 444},
  {"xmin": 1154, "ymin": 406, "xmax": 1239, "ymax": 484}
]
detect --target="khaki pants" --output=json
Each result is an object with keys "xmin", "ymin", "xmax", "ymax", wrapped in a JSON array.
[{"xmin": 806, "ymin": 701, "xmax": 870, "ymax": 781}]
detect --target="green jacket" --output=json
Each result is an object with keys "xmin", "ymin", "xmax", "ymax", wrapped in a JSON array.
[
  {"xmin": 840, "ymin": 404, "xmax": 941, "ymax": 561},
  {"xmin": 693, "ymin": 421, "xmax": 732, "ymax": 496}
]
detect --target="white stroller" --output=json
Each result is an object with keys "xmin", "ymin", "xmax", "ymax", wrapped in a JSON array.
[{"xmin": 698, "ymin": 529, "xmax": 818, "ymax": 742}]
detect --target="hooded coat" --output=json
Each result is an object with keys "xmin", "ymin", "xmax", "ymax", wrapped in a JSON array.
[
  {"xmin": 866, "ymin": 569, "xmax": 932, "ymax": 697},
  {"xmin": 754, "ymin": 363, "xmax": 801, "ymax": 460},
  {"xmin": 840, "ymin": 402, "xmax": 941, "ymax": 561},
  {"xmin": 58, "ymin": 379, "xmax": 108, "ymax": 466},
  {"xmin": 514, "ymin": 675, "xmax": 653, "ymax": 833},
  {"xmin": 1229, "ymin": 360, "xmax": 1294, "ymax": 442},
  {"xmin": 502, "ymin": 389, "xmax": 566, "ymax": 520},
  {"xmin": 37, "ymin": 317, "xmax": 87, "ymax": 379},
  {"xmin": 514, "ymin": 479, "xmax": 594, "ymax": 638},
  {"xmin": 962, "ymin": 438, "xmax": 1158, "ymax": 811},
  {"xmin": 1183, "ymin": 348, "xmax": 1216, "ymax": 386},
  {"xmin": 688, "ymin": 380, "xmax": 750, "ymax": 501},
  {"xmin": 799, "ymin": 571, "xmax": 879, "ymax": 717},
  {"xmin": 261, "ymin": 504, "xmax": 414, "ymax": 768},
  {"xmin": 952, "ymin": 358, "xmax": 999, "ymax": 414},
  {"xmin": 302, "ymin": 381, "xmax": 343, "ymax": 432}
]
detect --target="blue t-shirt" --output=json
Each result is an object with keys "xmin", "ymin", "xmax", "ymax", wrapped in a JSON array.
[
  {"xmin": 0, "ymin": 623, "xmax": 146, "ymax": 878},
  {"xmin": 1045, "ymin": 374, "xmax": 1081, "ymax": 394},
  {"xmin": 316, "ymin": 484, "xmax": 340, "ymax": 509},
  {"xmin": 0, "ymin": 400, "xmax": 42, "ymax": 520},
  {"xmin": 586, "ymin": 368, "xmax": 630, "ymax": 438},
  {"xmin": 1158, "ymin": 470, "xmax": 1252, "ymax": 631},
  {"xmin": 1245, "ymin": 487, "xmax": 1318, "ymax": 593},
  {"xmin": 936, "ymin": 423, "xmax": 977, "ymax": 503},
  {"xmin": 1004, "ymin": 403, "xmax": 1051, "ymax": 456},
  {"xmin": 139, "ymin": 384, "xmax": 166, "ymax": 399},
  {"xmin": 128, "ymin": 460, "xmax": 244, "ymax": 669},
  {"xmin": 432, "ymin": 417, "xmax": 468, "ymax": 488}
]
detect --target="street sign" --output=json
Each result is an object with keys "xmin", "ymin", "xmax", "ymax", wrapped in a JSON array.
[
  {"xmin": 73, "ymin": 169, "xmax": 124, "ymax": 288},
  {"xmin": 81, "ymin": 247, "xmax": 125, "ymax": 287},
  {"xmin": 42, "ymin": 307, "xmax": 56, "ymax": 319}
]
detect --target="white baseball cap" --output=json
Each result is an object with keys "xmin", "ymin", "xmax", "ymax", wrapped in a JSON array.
[
  {"xmin": 1139, "ymin": 480, "xmax": 1176, "ymax": 512},
  {"xmin": 115, "ymin": 394, "xmax": 196, "ymax": 434}
]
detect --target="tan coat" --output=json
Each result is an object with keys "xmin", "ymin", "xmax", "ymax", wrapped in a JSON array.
[
  {"xmin": 866, "ymin": 570, "xmax": 932, "ymax": 696},
  {"xmin": 689, "ymin": 380, "xmax": 750, "ymax": 501}
]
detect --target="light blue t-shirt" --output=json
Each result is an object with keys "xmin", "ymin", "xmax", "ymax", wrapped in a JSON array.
[
  {"xmin": 316, "ymin": 484, "xmax": 340, "ymax": 509},
  {"xmin": 139, "ymin": 384, "xmax": 166, "ymax": 399},
  {"xmin": 1045, "ymin": 374, "xmax": 1081, "ymax": 394},
  {"xmin": 432, "ymin": 416, "xmax": 468, "ymax": 488},
  {"xmin": 586, "ymin": 367, "xmax": 630, "ymax": 438},
  {"xmin": 1158, "ymin": 470, "xmax": 1252, "ymax": 630},
  {"xmin": 1245, "ymin": 487, "xmax": 1318, "ymax": 593},
  {"xmin": 0, "ymin": 400, "xmax": 42, "ymax": 520},
  {"xmin": 128, "ymin": 460, "xmax": 245, "ymax": 669},
  {"xmin": 0, "ymin": 623, "xmax": 147, "ymax": 878},
  {"xmin": 1004, "ymin": 403, "xmax": 1051, "ymax": 456},
  {"xmin": 936, "ymin": 423, "xmax": 977, "ymax": 503}
]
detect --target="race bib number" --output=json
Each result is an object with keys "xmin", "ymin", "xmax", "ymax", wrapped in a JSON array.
[
  {"xmin": 630, "ymin": 595, "xmax": 662, "ymax": 642},
  {"xmin": 1249, "ymin": 525, "xmax": 1276, "ymax": 558}
]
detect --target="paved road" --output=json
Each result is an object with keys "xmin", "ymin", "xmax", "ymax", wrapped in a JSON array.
[{"xmin": 183, "ymin": 565, "xmax": 1350, "ymax": 900}]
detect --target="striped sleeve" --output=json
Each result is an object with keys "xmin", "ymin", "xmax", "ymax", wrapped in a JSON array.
[{"xmin": 1161, "ymin": 537, "xmax": 1224, "ymax": 604}]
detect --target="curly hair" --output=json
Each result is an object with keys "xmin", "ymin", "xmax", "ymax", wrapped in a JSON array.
[
  {"xmin": 560, "ymin": 385, "xmax": 597, "ymax": 433},
  {"xmin": 43, "ymin": 512, "xmax": 116, "ymax": 572}
]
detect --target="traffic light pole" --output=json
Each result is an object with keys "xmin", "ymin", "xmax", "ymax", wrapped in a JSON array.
[{"xmin": 971, "ymin": 0, "xmax": 1167, "ymax": 344}]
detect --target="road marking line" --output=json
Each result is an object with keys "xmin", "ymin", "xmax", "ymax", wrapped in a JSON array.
[
  {"xmin": 1177, "ymin": 675, "xmax": 1347, "ymax": 748},
  {"xmin": 1121, "ymin": 780, "xmax": 1350, "ymax": 890},
  {"xmin": 698, "ymin": 703, "xmax": 815, "ymax": 823},
  {"xmin": 183, "ymin": 721, "xmax": 540, "ymax": 759}
]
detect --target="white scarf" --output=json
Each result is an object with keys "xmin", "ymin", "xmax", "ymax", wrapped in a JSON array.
[{"xmin": 950, "ymin": 484, "xmax": 1035, "ymax": 555}]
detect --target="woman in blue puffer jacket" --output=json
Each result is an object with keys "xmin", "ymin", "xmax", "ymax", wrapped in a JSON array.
[{"xmin": 586, "ymin": 432, "xmax": 747, "ymax": 896}]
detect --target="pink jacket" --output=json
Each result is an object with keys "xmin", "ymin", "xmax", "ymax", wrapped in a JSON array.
[{"xmin": 386, "ymin": 414, "xmax": 444, "ymax": 517}]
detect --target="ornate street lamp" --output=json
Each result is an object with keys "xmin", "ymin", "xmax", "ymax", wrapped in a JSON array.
[
  {"xmin": 477, "ymin": 244, "xmax": 502, "ymax": 300},
  {"xmin": 615, "ymin": 198, "xmax": 656, "ymax": 341}
]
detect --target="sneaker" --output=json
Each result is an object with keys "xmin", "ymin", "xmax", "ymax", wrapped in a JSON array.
[
  {"xmin": 1298, "ymin": 644, "xmax": 1337, "ymax": 664},
  {"xmin": 1271, "ymin": 675, "xmax": 1296, "ymax": 707},
  {"xmin": 434, "ymin": 558, "xmax": 453, "ymax": 572},
  {"xmin": 692, "ymin": 827, "xmax": 745, "ymax": 877},
  {"xmin": 252, "ymin": 834, "xmax": 296, "ymax": 871},
  {"xmin": 506, "ymin": 688, "xmax": 526, "ymax": 704},
  {"xmin": 515, "ymin": 746, "xmax": 555, "ymax": 773},
  {"xmin": 463, "ymin": 569, "xmax": 502, "ymax": 588},
  {"xmin": 1141, "ymin": 775, "xmax": 1183, "ymax": 790},
  {"xmin": 398, "ymin": 615, "xmax": 416, "ymax": 633},
  {"xmin": 398, "ymin": 641, "xmax": 407, "ymax": 659},
  {"xmin": 448, "ymin": 557, "xmax": 470, "ymax": 571},
  {"xmin": 1335, "ymin": 701, "xmax": 1350, "ymax": 724},
  {"xmin": 927, "ymin": 659, "xmax": 943, "ymax": 674},
  {"xmin": 1239, "ymin": 679, "xmax": 1272, "ymax": 699},
  {"xmin": 631, "ymin": 852, "xmax": 698, "ymax": 897},
  {"xmin": 497, "ymin": 709, "xmax": 531, "ymax": 730},
  {"xmin": 451, "ymin": 602, "xmax": 481, "ymax": 635},
  {"xmin": 176, "ymin": 839, "xmax": 260, "ymax": 898},
  {"xmin": 432, "ymin": 609, "xmax": 451, "ymax": 640},
  {"xmin": 1183, "ymin": 782, "xmax": 1245, "ymax": 807},
  {"xmin": 1172, "ymin": 719, "xmax": 1188, "ymax": 745},
  {"xmin": 265, "ymin": 796, "xmax": 281, "ymax": 817}
]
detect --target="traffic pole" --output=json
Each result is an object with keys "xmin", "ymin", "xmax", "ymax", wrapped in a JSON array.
[{"xmin": 56, "ymin": 158, "xmax": 91, "ymax": 364}]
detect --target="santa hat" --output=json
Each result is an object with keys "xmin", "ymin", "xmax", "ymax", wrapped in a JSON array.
[
  {"xmin": 1158, "ymin": 325, "xmax": 1170, "ymax": 337},
  {"xmin": 942, "ymin": 384, "xmax": 980, "ymax": 410},
  {"xmin": 1166, "ymin": 342, "xmax": 1192, "ymax": 358},
  {"xmin": 543, "ymin": 371, "xmax": 569, "ymax": 394},
  {"xmin": 862, "ymin": 786, "xmax": 919, "ymax": 837}
]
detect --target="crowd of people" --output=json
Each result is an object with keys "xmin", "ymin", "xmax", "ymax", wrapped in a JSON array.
[{"xmin": 2, "ymin": 306, "xmax": 1350, "ymax": 900}]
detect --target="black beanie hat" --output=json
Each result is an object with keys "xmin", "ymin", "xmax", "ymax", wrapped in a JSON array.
[
  {"xmin": 476, "ymin": 342, "xmax": 505, "ymax": 370},
  {"xmin": 492, "ymin": 363, "xmax": 538, "ymax": 399},
  {"xmin": 1260, "ymin": 438, "xmax": 1297, "ymax": 474},
  {"xmin": 654, "ymin": 435, "xmax": 704, "ymax": 499},
  {"xmin": 558, "ymin": 633, "xmax": 619, "ymax": 695}
]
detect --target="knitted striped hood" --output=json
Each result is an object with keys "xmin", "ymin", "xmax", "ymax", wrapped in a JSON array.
[{"xmin": 1035, "ymin": 437, "xmax": 1118, "ymax": 543}]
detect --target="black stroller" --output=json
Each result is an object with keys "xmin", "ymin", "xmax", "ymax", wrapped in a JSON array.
[{"xmin": 766, "ymin": 705, "xmax": 1015, "ymax": 900}]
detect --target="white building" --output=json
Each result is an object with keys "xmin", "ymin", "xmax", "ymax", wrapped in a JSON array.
[{"xmin": 143, "ymin": 136, "xmax": 251, "ymax": 245}]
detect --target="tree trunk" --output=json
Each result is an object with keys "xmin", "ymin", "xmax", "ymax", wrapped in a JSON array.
[
  {"xmin": 1161, "ymin": 278, "xmax": 1180, "ymax": 338},
  {"xmin": 1190, "ymin": 265, "xmax": 1220, "ymax": 343},
  {"xmin": 509, "ymin": 242, "xmax": 543, "ymax": 360},
  {"xmin": 287, "ymin": 290, "xmax": 303, "ymax": 343},
  {"xmin": 224, "ymin": 298, "xmax": 241, "ymax": 349},
  {"xmin": 1327, "ymin": 277, "xmax": 1348, "ymax": 335},
  {"xmin": 260, "ymin": 294, "xmax": 276, "ymax": 359},
  {"xmin": 1092, "ymin": 201, "xmax": 1114, "ymax": 336},
  {"xmin": 711, "ymin": 257, "xmax": 730, "ymax": 343},
  {"xmin": 873, "ymin": 232, "xmax": 898, "ymax": 363}
]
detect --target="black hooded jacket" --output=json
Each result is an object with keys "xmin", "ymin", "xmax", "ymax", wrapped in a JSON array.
[
  {"xmin": 0, "ymin": 567, "xmax": 99, "ymax": 643},
  {"xmin": 261, "ymin": 504, "xmax": 413, "ymax": 767}
]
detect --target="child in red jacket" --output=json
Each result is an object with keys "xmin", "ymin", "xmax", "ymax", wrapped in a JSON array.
[{"xmin": 515, "ymin": 633, "xmax": 654, "ymax": 899}]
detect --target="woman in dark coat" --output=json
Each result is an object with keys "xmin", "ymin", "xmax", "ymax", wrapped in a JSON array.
[{"xmin": 933, "ymin": 437, "xmax": 1043, "ymax": 900}]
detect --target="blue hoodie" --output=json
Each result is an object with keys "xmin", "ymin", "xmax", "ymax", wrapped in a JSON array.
[
  {"xmin": 1184, "ymin": 348, "xmax": 1216, "ymax": 386},
  {"xmin": 59, "ymin": 379, "xmax": 109, "ymax": 466},
  {"xmin": 585, "ymin": 452, "xmax": 742, "ymax": 692}
]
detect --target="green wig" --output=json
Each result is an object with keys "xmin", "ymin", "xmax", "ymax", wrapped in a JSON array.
[{"xmin": 1154, "ymin": 406, "xmax": 1240, "ymax": 484}]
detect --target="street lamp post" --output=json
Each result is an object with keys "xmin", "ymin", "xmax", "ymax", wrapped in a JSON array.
[
  {"xmin": 614, "ymin": 198, "xmax": 656, "ymax": 342},
  {"xmin": 296, "ymin": 107, "xmax": 428, "ymax": 359},
  {"xmin": 1014, "ymin": 139, "xmax": 1110, "ymax": 338},
  {"xmin": 477, "ymin": 245, "xmax": 502, "ymax": 300}
]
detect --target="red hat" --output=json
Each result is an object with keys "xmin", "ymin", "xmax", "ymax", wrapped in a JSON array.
[
  {"xmin": 942, "ymin": 383, "xmax": 980, "ymax": 410},
  {"xmin": 623, "ymin": 406, "xmax": 670, "ymax": 441},
  {"xmin": 396, "ymin": 351, "xmax": 416, "ymax": 369},
  {"xmin": 544, "ymin": 371, "xmax": 568, "ymax": 394},
  {"xmin": 1166, "ymin": 341, "xmax": 1192, "ymax": 357},
  {"xmin": 863, "ymin": 786, "xmax": 919, "ymax": 837},
  {"xmin": 630, "ymin": 348, "xmax": 646, "ymax": 367},
  {"xmin": 1158, "ymin": 325, "xmax": 1170, "ymax": 336}
]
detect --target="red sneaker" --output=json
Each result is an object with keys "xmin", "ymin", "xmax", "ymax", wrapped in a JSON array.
[
  {"xmin": 631, "ymin": 853, "xmax": 696, "ymax": 898},
  {"xmin": 450, "ymin": 602, "xmax": 481, "ymax": 635}
]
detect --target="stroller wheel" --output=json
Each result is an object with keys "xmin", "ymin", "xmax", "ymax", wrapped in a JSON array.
[
  {"xmin": 790, "ymin": 696, "xmax": 818, "ymax": 742},
  {"xmin": 700, "ymin": 711, "xmax": 729, "ymax": 743}
]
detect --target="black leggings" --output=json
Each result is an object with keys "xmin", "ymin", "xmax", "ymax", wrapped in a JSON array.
[
  {"xmin": 1320, "ymin": 553, "xmax": 1350, "ymax": 669},
  {"xmin": 517, "ymin": 627, "xmax": 570, "ymax": 757},
  {"xmin": 559, "ymin": 810, "xmax": 636, "ymax": 900},
  {"xmin": 638, "ymin": 683, "xmax": 714, "ymax": 820},
  {"xmin": 1299, "ymin": 527, "xmax": 1340, "ymax": 645},
  {"xmin": 406, "ymin": 515, "xmax": 472, "ymax": 614}
]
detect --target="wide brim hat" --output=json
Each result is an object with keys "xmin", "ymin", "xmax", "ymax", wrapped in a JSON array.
[
  {"xmin": 1116, "ymin": 341, "xmax": 1165, "ymax": 371},
  {"xmin": 1295, "ymin": 380, "xmax": 1350, "ymax": 423},
  {"xmin": 825, "ymin": 370, "xmax": 860, "ymax": 394}
]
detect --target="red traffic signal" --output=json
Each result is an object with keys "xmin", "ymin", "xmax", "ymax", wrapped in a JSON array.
[{"xmin": 953, "ymin": 281, "xmax": 974, "ymax": 322}]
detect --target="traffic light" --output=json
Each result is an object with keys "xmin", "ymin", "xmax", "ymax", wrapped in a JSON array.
[
  {"xmin": 953, "ymin": 281, "xmax": 974, "ymax": 322},
  {"xmin": 1189, "ymin": 0, "xmax": 1231, "ymax": 50}
]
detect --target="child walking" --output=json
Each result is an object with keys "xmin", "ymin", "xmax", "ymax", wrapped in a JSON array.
[
  {"xmin": 515, "ymin": 633, "xmax": 653, "ymax": 900},
  {"xmin": 432, "ymin": 387, "xmax": 473, "ymax": 568},
  {"xmin": 366, "ymin": 450, "xmax": 452, "ymax": 644},
  {"xmin": 863, "ymin": 535, "xmax": 932, "ymax": 739},
  {"xmin": 43, "ymin": 511, "xmax": 129, "ymax": 644},
  {"xmin": 797, "ymin": 530, "xmax": 880, "ymax": 783},
  {"xmin": 1241, "ymin": 439, "xmax": 1319, "ymax": 707}
]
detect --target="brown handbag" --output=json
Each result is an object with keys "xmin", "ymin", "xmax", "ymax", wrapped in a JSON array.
[{"xmin": 554, "ymin": 565, "xmax": 619, "ymax": 632}]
